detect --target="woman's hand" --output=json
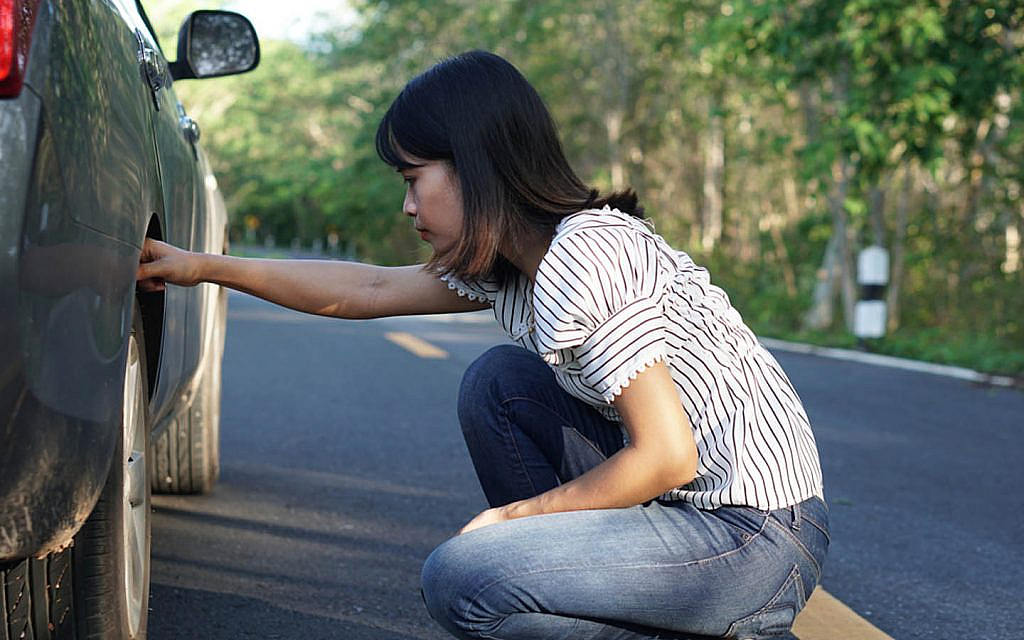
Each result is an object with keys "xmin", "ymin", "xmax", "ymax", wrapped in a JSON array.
[
  {"xmin": 137, "ymin": 238, "xmax": 203, "ymax": 291},
  {"xmin": 458, "ymin": 506, "xmax": 512, "ymax": 535},
  {"xmin": 453, "ymin": 363, "xmax": 697, "ymax": 534}
]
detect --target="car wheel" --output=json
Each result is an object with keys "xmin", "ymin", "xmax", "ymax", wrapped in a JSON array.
[
  {"xmin": 0, "ymin": 307, "xmax": 152, "ymax": 639},
  {"xmin": 71, "ymin": 309, "xmax": 152, "ymax": 638},
  {"xmin": 150, "ymin": 287, "xmax": 225, "ymax": 495}
]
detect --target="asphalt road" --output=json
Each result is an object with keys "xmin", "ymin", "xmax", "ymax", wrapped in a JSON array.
[{"xmin": 147, "ymin": 291, "xmax": 1024, "ymax": 640}]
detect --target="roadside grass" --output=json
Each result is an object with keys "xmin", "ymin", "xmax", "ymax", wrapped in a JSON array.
[
  {"xmin": 711, "ymin": 260, "xmax": 1024, "ymax": 380},
  {"xmin": 753, "ymin": 324, "xmax": 1024, "ymax": 380}
]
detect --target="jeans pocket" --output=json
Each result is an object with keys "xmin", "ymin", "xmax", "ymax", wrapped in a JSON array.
[
  {"xmin": 724, "ymin": 564, "xmax": 806, "ymax": 639},
  {"xmin": 707, "ymin": 506, "xmax": 768, "ymax": 544}
]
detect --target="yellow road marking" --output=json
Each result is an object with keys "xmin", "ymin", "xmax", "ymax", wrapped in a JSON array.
[
  {"xmin": 793, "ymin": 588, "xmax": 893, "ymax": 640},
  {"xmin": 385, "ymin": 332, "xmax": 449, "ymax": 359}
]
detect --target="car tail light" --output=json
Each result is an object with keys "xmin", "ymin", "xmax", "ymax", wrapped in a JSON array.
[{"xmin": 0, "ymin": 0, "xmax": 40, "ymax": 98}]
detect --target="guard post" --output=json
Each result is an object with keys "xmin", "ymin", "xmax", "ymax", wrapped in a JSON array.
[{"xmin": 853, "ymin": 245, "xmax": 889, "ymax": 348}]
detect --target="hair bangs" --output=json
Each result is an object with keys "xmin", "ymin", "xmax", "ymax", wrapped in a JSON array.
[
  {"xmin": 375, "ymin": 120, "xmax": 415, "ymax": 170},
  {"xmin": 375, "ymin": 84, "xmax": 452, "ymax": 170}
]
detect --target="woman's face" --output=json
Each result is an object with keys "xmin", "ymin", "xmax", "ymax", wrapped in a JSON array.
[{"xmin": 400, "ymin": 160, "xmax": 463, "ymax": 255}]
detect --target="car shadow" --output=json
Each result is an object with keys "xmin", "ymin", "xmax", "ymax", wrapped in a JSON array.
[{"xmin": 148, "ymin": 583, "xmax": 442, "ymax": 640}]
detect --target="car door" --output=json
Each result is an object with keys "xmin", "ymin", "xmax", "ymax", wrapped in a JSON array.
[{"xmin": 120, "ymin": 1, "xmax": 203, "ymax": 418}]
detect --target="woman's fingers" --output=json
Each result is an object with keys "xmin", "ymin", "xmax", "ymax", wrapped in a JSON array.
[
  {"xmin": 137, "ymin": 238, "xmax": 193, "ymax": 288},
  {"xmin": 139, "ymin": 237, "xmax": 158, "ymax": 257},
  {"xmin": 457, "ymin": 506, "xmax": 511, "ymax": 535},
  {"xmin": 136, "ymin": 277, "xmax": 166, "ymax": 292},
  {"xmin": 136, "ymin": 256, "xmax": 167, "ymax": 291}
]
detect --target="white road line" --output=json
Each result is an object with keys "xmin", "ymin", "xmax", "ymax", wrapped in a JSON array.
[
  {"xmin": 793, "ymin": 588, "xmax": 893, "ymax": 640},
  {"xmin": 760, "ymin": 337, "xmax": 1018, "ymax": 388},
  {"xmin": 385, "ymin": 332, "xmax": 449, "ymax": 359}
]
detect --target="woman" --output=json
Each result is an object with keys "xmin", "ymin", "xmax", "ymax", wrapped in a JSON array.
[{"xmin": 138, "ymin": 50, "xmax": 828, "ymax": 640}]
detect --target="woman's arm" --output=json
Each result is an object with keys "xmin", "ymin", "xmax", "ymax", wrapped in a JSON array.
[
  {"xmin": 136, "ymin": 238, "xmax": 489, "ymax": 319},
  {"xmin": 459, "ymin": 360, "xmax": 697, "ymax": 533}
]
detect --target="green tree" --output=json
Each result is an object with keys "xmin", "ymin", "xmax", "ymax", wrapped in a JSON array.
[{"xmin": 145, "ymin": 0, "xmax": 1024, "ymax": 374}]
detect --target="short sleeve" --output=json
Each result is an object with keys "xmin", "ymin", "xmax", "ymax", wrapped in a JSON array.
[
  {"xmin": 439, "ymin": 273, "xmax": 500, "ymax": 306},
  {"xmin": 533, "ymin": 218, "xmax": 667, "ymax": 402}
]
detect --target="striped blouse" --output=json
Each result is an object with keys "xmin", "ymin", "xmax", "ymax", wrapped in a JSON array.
[{"xmin": 442, "ymin": 207, "xmax": 824, "ymax": 511}]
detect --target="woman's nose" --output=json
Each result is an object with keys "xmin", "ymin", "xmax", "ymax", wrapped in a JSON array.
[{"xmin": 403, "ymin": 190, "xmax": 416, "ymax": 216}]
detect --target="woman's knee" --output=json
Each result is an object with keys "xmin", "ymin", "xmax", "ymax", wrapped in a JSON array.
[
  {"xmin": 421, "ymin": 540, "xmax": 464, "ymax": 636},
  {"xmin": 421, "ymin": 535, "xmax": 498, "ymax": 638}
]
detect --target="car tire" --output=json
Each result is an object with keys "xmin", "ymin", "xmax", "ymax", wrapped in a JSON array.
[
  {"xmin": 150, "ymin": 287, "xmax": 225, "ymax": 495},
  {"xmin": 72, "ymin": 306, "xmax": 152, "ymax": 639},
  {"xmin": 1, "ymin": 550, "xmax": 74, "ymax": 639},
  {"xmin": 1, "ymin": 306, "xmax": 151, "ymax": 639}
]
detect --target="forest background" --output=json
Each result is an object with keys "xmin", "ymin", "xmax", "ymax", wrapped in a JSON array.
[{"xmin": 148, "ymin": 0, "xmax": 1024, "ymax": 377}]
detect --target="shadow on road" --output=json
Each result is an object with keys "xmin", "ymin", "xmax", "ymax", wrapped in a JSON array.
[{"xmin": 148, "ymin": 583, "xmax": 428, "ymax": 640}]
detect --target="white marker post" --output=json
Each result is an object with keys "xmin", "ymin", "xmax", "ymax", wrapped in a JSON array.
[{"xmin": 853, "ymin": 246, "xmax": 889, "ymax": 344}]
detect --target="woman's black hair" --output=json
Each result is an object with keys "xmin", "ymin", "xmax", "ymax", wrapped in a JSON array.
[{"xmin": 376, "ymin": 50, "xmax": 643, "ymax": 282}]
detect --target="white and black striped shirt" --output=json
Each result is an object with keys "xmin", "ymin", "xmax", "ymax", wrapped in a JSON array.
[{"xmin": 442, "ymin": 207, "xmax": 824, "ymax": 510}]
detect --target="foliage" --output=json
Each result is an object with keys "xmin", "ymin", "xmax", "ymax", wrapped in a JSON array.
[{"xmin": 145, "ymin": 0, "xmax": 1024, "ymax": 376}]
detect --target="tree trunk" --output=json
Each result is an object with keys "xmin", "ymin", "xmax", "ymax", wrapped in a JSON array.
[
  {"xmin": 797, "ymin": 75, "xmax": 833, "ymax": 330},
  {"xmin": 606, "ymin": 110, "xmax": 625, "ymax": 190},
  {"xmin": 804, "ymin": 155, "xmax": 856, "ymax": 331},
  {"xmin": 783, "ymin": 176, "xmax": 801, "ymax": 224},
  {"xmin": 963, "ymin": 118, "xmax": 990, "ymax": 228},
  {"xmin": 701, "ymin": 92, "xmax": 725, "ymax": 253},
  {"xmin": 798, "ymin": 79, "xmax": 820, "ymax": 145},
  {"xmin": 836, "ymin": 172, "xmax": 858, "ymax": 330},
  {"xmin": 1005, "ymin": 205, "xmax": 1022, "ymax": 274},
  {"xmin": 868, "ymin": 183, "xmax": 887, "ymax": 247},
  {"xmin": 886, "ymin": 165, "xmax": 913, "ymax": 331},
  {"xmin": 804, "ymin": 232, "xmax": 841, "ymax": 331},
  {"xmin": 802, "ymin": 60, "xmax": 856, "ymax": 331},
  {"xmin": 763, "ymin": 200, "xmax": 798, "ymax": 298}
]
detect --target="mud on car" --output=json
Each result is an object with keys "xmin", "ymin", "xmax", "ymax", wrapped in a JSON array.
[{"xmin": 1, "ymin": 2, "xmax": 259, "ymax": 637}]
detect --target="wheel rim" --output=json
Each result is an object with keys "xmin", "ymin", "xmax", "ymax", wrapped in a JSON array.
[{"xmin": 122, "ymin": 335, "xmax": 148, "ymax": 636}]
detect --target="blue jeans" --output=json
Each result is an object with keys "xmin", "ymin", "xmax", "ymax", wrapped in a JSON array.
[{"xmin": 422, "ymin": 345, "xmax": 829, "ymax": 640}]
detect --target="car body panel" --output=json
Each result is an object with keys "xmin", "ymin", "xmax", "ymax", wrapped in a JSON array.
[
  {"xmin": 1, "ymin": 0, "xmax": 235, "ymax": 560},
  {"xmin": 1, "ymin": 109, "xmax": 136, "ymax": 559},
  {"xmin": 46, "ymin": 0, "xmax": 156, "ymax": 247}
]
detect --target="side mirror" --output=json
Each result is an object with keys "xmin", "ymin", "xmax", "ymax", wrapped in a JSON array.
[{"xmin": 169, "ymin": 10, "xmax": 260, "ymax": 81}]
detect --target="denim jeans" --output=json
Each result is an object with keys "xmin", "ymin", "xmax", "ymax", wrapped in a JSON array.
[{"xmin": 422, "ymin": 345, "xmax": 829, "ymax": 640}]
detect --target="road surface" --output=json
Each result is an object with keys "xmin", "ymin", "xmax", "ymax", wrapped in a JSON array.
[{"xmin": 147, "ymin": 292, "xmax": 1024, "ymax": 639}]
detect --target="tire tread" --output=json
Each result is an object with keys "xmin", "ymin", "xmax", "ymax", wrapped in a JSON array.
[
  {"xmin": 150, "ymin": 288, "xmax": 225, "ymax": 496},
  {"xmin": 2, "ymin": 558, "xmax": 32, "ymax": 640},
  {"xmin": 1, "ymin": 550, "xmax": 76, "ymax": 640}
]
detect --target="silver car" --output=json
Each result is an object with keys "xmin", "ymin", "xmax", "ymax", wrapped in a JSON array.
[{"xmin": 1, "ymin": 2, "xmax": 259, "ymax": 637}]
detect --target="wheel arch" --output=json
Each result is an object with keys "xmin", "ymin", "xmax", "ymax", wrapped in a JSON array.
[{"xmin": 137, "ymin": 214, "xmax": 165, "ymax": 400}]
